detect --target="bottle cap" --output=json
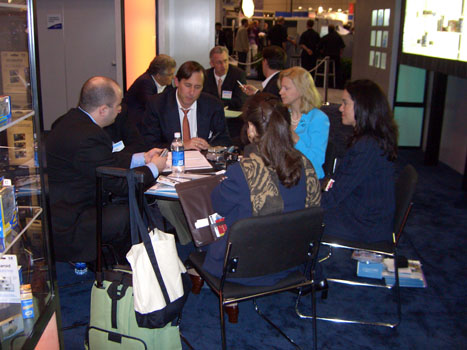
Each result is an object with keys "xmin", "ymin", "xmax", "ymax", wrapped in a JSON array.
[{"xmin": 174, "ymin": 132, "xmax": 181, "ymax": 138}]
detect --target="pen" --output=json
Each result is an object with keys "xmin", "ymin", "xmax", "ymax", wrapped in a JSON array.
[
  {"xmin": 237, "ymin": 80, "xmax": 245, "ymax": 89},
  {"xmin": 208, "ymin": 131, "xmax": 221, "ymax": 144}
]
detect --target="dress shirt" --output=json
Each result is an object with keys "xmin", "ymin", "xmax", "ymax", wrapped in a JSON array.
[
  {"xmin": 175, "ymin": 89, "xmax": 198, "ymax": 139},
  {"xmin": 151, "ymin": 75, "xmax": 167, "ymax": 94},
  {"xmin": 262, "ymin": 71, "xmax": 279, "ymax": 89},
  {"xmin": 78, "ymin": 107, "xmax": 159, "ymax": 178}
]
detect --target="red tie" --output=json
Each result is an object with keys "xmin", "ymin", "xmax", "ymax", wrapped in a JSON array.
[
  {"xmin": 182, "ymin": 108, "xmax": 191, "ymax": 143},
  {"xmin": 217, "ymin": 78, "xmax": 222, "ymax": 98}
]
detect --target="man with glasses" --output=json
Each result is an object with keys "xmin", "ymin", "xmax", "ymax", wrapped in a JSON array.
[{"xmin": 124, "ymin": 54, "xmax": 176, "ymax": 131}]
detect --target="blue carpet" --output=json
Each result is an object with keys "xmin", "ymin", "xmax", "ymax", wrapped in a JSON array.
[{"xmin": 57, "ymin": 149, "xmax": 467, "ymax": 349}]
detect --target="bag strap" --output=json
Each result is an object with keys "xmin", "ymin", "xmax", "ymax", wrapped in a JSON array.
[{"xmin": 126, "ymin": 171, "xmax": 172, "ymax": 307}]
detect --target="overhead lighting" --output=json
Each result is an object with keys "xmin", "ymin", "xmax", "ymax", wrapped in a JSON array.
[
  {"xmin": 298, "ymin": 6, "xmax": 302, "ymax": 10},
  {"xmin": 242, "ymin": 0, "xmax": 255, "ymax": 18},
  {"xmin": 318, "ymin": 6, "xmax": 323, "ymax": 14}
]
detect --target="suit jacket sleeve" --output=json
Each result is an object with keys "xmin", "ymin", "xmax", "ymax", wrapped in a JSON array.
[
  {"xmin": 207, "ymin": 97, "xmax": 232, "ymax": 146},
  {"xmin": 225, "ymin": 67, "xmax": 247, "ymax": 111},
  {"xmin": 142, "ymin": 95, "xmax": 167, "ymax": 148},
  {"xmin": 321, "ymin": 138, "xmax": 379, "ymax": 210}
]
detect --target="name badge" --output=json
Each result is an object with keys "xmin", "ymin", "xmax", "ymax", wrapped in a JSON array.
[
  {"xmin": 222, "ymin": 90, "xmax": 232, "ymax": 100},
  {"xmin": 112, "ymin": 140, "xmax": 125, "ymax": 153}
]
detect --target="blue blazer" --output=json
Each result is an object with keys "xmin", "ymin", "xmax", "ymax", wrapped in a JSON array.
[
  {"xmin": 321, "ymin": 137, "xmax": 395, "ymax": 242},
  {"xmin": 294, "ymin": 108, "xmax": 330, "ymax": 179},
  {"xmin": 142, "ymin": 88, "xmax": 231, "ymax": 148},
  {"xmin": 203, "ymin": 162, "xmax": 310, "ymax": 285}
]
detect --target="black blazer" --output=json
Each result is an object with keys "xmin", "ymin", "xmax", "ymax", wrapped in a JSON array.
[
  {"xmin": 124, "ymin": 72, "xmax": 174, "ymax": 129},
  {"xmin": 262, "ymin": 72, "xmax": 280, "ymax": 97},
  {"xmin": 203, "ymin": 65, "xmax": 247, "ymax": 111},
  {"xmin": 46, "ymin": 108, "xmax": 154, "ymax": 262},
  {"xmin": 142, "ymin": 89, "xmax": 232, "ymax": 149}
]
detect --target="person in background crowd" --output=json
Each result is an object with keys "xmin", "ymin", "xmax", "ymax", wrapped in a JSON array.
[
  {"xmin": 322, "ymin": 79, "xmax": 398, "ymax": 243},
  {"xmin": 318, "ymin": 24, "xmax": 345, "ymax": 88},
  {"xmin": 299, "ymin": 19, "xmax": 320, "ymax": 72},
  {"xmin": 279, "ymin": 66, "xmax": 330, "ymax": 179},
  {"xmin": 124, "ymin": 54, "xmax": 176, "ymax": 131},
  {"xmin": 268, "ymin": 16, "xmax": 288, "ymax": 50},
  {"xmin": 215, "ymin": 22, "xmax": 227, "ymax": 48},
  {"xmin": 234, "ymin": 18, "xmax": 250, "ymax": 71}
]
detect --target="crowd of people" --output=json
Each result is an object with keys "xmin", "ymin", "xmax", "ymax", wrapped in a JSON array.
[
  {"xmin": 45, "ymin": 16, "xmax": 397, "ymax": 323},
  {"xmin": 215, "ymin": 17, "xmax": 351, "ymax": 88}
]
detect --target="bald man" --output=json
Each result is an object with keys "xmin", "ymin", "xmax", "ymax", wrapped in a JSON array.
[{"xmin": 46, "ymin": 76, "xmax": 166, "ymax": 263}]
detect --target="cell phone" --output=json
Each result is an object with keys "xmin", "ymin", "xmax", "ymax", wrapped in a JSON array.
[
  {"xmin": 237, "ymin": 80, "xmax": 245, "ymax": 89},
  {"xmin": 160, "ymin": 148, "xmax": 169, "ymax": 157}
]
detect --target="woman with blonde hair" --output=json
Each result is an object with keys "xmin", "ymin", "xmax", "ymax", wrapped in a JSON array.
[{"xmin": 279, "ymin": 66, "xmax": 329, "ymax": 179}]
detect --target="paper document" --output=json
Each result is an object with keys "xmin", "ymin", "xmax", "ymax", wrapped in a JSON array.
[{"xmin": 163, "ymin": 150, "xmax": 212, "ymax": 172}]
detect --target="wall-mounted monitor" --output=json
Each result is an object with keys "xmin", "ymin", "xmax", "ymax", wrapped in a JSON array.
[{"xmin": 400, "ymin": 0, "xmax": 467, "ymax": 78}]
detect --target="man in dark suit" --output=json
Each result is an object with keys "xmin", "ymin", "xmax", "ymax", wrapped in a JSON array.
[
  {"xmin": 142, "ymin": 61, "xmax": 231, "ymax": 151},
  {"xmin": 123, "ymin": 54, "xmax": 176, "ymax": 130},
  {"xmin": 215, "ymin": 22, "xmax": 227, "ymax": 48},
  {"xmin": 46, "ymin": 76, "xmax": 167, "ymax": 263},
  {"xmin": 242, "ymin": 45, "xmax": 286, "ymax": 97},
  {"xmin": 203, "ymin": 46, "xmax": 247, "ymax": 111}
]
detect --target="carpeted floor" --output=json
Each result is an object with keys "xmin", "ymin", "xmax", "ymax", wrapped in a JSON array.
[{"xmin": 57, "ymin": 149, "xmax": 467, "ymax": 349}]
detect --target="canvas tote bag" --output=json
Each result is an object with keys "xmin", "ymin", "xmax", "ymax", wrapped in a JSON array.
[{"xmin": 126, "ymin": 171, "xmax": 191, "ymax": 329}]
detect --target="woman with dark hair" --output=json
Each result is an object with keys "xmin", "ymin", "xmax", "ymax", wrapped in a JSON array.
[
  {"xmin": 189, "ymin": 92, "xmax": 321, "ymax": 322},
  {"xmin": 322, "ymin": 79, "xmax": 398, "ymax": 242}
]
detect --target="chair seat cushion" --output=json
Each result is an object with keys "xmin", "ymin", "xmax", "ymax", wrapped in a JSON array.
[{"xmin": 189, "ymin": 252, "xmax": 310, "ymax": 300}]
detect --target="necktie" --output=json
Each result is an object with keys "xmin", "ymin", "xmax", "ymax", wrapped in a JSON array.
[
  {"xmin": 182, "ymin": 108, "xmax": 191, "ymax": 143},
  {"xmin": 217, "ymin": 78, "xmax": 222, "ymax": 98}
]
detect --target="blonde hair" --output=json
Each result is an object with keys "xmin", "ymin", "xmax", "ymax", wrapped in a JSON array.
[{"xmin": 279, "ymin": 66, "xmax": 322, "ymax": 114}]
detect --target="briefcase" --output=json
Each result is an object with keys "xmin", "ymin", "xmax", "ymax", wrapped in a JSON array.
[{"xmin": 175, "ymin": 175, "xmax": 224, "ymax": 247}]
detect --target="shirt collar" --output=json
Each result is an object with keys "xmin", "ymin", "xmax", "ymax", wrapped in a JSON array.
[
  {"xmin": 175, "ymin": 88, "xmax": 197, "ymax": 112},
  {"xmin": 151, "ymin": 75, "xmax": 166, "ymax": 94},
  {"xmin": 262, "ymin": 71, "xmax": 279, "ymax": 89},
  {"xmin": 78, "ymin": 106, "xmax": 98, "ymax": 125}
]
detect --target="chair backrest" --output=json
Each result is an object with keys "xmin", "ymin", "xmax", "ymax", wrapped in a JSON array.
[
  {"xmin": 224, "ymin": 207, "xmax": 324, "ymax": 278},
  {"xmin": 394, "ymin": 164, "xmax": 418, "ymax": 243}
]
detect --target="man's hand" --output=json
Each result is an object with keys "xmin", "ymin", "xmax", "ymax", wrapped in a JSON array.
[
  {"xmin": 185, "ymin": 137, "xmax": 209, "ymax": 151},
  {"xmin": 242, "ymin": 84, "xmax": 259, "ymax": 96},
  {"xmin": 149, "ymin": 152, "xmax": 168, "ymax": 173},
  {"xmin": 144, "ymin": 147, "xmax": 163, "ymax": 164}
]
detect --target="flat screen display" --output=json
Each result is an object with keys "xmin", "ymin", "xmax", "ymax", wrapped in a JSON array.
[{"xmin": 401, "ymin": 0, "xmax": 467, "ymax": 77}]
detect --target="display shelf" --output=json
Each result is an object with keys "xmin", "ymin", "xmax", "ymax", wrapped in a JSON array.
[
  {"xmin": 0, "ymin": 0, "xmax": 63, "ymax": 348},
  {"xmin": 0, "ymin": 206, "xmax": 42, "ymax": 258},
  {"xmin": 0, "ymin": 111, "xmax": 35, "ymax": 134}
]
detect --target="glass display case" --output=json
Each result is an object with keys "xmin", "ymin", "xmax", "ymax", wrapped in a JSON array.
[{"xmin": 0, "ymin": 0, "xmax": 62, "ymax": 348}]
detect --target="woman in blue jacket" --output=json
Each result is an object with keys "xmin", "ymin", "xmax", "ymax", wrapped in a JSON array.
[
  {"xmin": 322, "ymin": 79, "xmax": 398, "ymax": 242},
  {"xmin": 279, "ymin": 66, "xmax": 330, "ymax": 179}
]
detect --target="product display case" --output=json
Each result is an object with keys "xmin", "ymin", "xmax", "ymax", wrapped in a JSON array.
[{"xmin": 0, "ymin": 0, "xmax": 62, "ymax": 349}]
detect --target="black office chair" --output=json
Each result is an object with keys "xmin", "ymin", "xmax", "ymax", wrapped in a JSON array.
[
  {"xmin": 299, "ymin": 164, "xmax": 418, "ymax": 328},
  {"xmin": 188, "ymin": 207, "xmax": 324, "ymax": 350}
]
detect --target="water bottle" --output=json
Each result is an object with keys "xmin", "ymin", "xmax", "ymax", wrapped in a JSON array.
[
  {"xmin": 170, "ymin": 132, "xmax": 185, "ymax": 175},
  {"xmin": 74, "ymin": 262, "xmax": 88, "ymax": 275}
]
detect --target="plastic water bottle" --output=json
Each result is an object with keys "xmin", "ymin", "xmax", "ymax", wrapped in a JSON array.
[
  {"xmin": 74, "ymin": 262, "xmax": 88, "ymax": 275},
  {"xmin": 171, "ymin": 132, "xmax": 185, "ymax": 175}
]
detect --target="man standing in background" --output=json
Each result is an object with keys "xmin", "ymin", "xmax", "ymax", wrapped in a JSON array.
[
  {"xmin": 300, "ymin": 20, "xmax": 320, "ymax": 72},
  {"xmin": 234, "ymin": 18, "xmax": 250, "ymax": 71}
]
